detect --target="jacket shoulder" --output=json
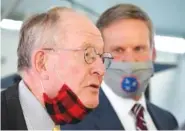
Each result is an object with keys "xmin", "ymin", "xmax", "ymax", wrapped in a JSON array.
[
  {"xmin": 1, "ymin": 82, "xmax": 27, "ymax": 130},
  {"xmin": 1, "ymin": 89, "xmax": 9, "ymax": 129},
  {"xmin": 149, "ymin": 102, "xmax": 178, "ymax": 129}
]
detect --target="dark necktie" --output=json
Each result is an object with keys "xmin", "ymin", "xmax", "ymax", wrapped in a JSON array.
[{"xmin": 131, "ymin": 103, "xmax": 148, "ymax": 130}]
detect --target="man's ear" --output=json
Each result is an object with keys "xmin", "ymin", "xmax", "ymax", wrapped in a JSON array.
[
  {"xmin": 33, "ymin": 50, "xmax": 47, "ymax": 73},
  {"xmin": 152, "ymin": 47, "xmax": 156, "ymax": 61}
]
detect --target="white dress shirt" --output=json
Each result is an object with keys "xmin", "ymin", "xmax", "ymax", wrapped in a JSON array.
[
  {"xmin": 101, "ymin": 81, "xmax": 157, "ymax": 130},
  {"xmin": 19, "ymin": 80, "xmax": 55, "ymax": 130}
]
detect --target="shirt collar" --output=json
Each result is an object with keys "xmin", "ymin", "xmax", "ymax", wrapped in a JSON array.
[
  {"xmin": 19, "ymin": 80, "xmax": 55, "ymax": 130},
  {"xmin": 138, "ymin": 92, "xmax": 147, "ymax": 110}
]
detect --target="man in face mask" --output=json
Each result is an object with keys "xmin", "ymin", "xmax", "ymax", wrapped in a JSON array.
[
  {"xmin": 62, "ymin": 4, "xmax": 178, "ymax": 130},
  {"xmin": 1, "ymin": 7, "xmax": 110, "ymax": 130}
]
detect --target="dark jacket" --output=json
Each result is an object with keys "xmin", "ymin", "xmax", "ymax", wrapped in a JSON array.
[
  {"xmin": 1, "ymin": 83, "xmax": 178, "ymax": 130},
  {"xmin": 1, "ymin": 82, "xmax": 27, "ymax": 130},
  {"xmin": 62, "ymin": 89, "xmax": 178, "ymax": 130}
]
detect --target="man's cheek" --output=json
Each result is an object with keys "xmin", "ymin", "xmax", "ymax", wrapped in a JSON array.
[
  {"xmin": 138, "ymin": 55, "xmax": 151, "ymax": 61},
  {"xmin": 71, "ymin": 65, "xmax": 83, "ymax": 75},
  {"xmin": 113, "ymin": 55, "xmax": 123, "ymax": 61},
  {"xmin": 70, "ymin": 66, "xmax": 86, "ymax": 86}
]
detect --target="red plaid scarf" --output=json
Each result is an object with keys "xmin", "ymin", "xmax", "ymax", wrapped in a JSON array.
[{"xmin": 43, "ymin": 84, "xmax": 92, "ymax": 125}]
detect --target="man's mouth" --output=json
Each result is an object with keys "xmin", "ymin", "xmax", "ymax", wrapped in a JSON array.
[{"xmin": 88, "ymin": 84, "xmax": 100, "ymax": 89}]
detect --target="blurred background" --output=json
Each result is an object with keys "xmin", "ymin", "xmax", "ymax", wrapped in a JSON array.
[{"xmin": 1, "ymin": 0, "xmax": 185, "ymax": 127}]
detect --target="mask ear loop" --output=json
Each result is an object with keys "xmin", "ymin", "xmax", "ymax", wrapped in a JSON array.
[
  {"xmin": 27, "ymin": 69, "xmax": 45, "ymax": 92},
  {"xmin": 39, "ymin": 77, "xmax": 45, "ymax": 93},
  {"xmin": 27, "ymin": 69, "xmax": 47, "ymax": 108},
  {"xmin": 151, "ymin": 38, "xmax": 155, "ymax": 64}
]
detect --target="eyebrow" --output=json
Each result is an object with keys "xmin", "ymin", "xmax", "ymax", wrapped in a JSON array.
[
  {"xmin": 82, "ymin": 42, "xmax": 103, "ymax": 53},
  {"xmin": 81, "ymin": 42, "xmax": 93, "ymax": 48}
]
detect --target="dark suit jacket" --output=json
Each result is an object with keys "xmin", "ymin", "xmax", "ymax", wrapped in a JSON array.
[
  {"xmin": 1, "ymin": 82, "xmax": 28, "ymax": 130},
  {"xmin": 1, "ymin": 83, "xmax": 178, "ymax": 130},
  {"xmin": 62, "ymin": 89, "xmax": 178, "ymax": 130}
]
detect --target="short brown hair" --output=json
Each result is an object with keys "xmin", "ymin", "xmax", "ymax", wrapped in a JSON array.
[
  {"xmin": 96, "ymin": 4, "xmax": 154, "ymax": 47},
  {"xmin": 17, "ymin": 7, "xmax": 73, "ymax": 71}
]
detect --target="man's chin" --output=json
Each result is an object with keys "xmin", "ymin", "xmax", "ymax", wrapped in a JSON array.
[
  {"xmin": 85, "ymin": 101, "xmax": 99, "ymax": 109},
  {"xmin": 79, "ymin": 91, "xmax": 100, "ymax": 109},
  {"xmin": 82, "ymin": 98, "xmax": 99, "ymax": 109}
]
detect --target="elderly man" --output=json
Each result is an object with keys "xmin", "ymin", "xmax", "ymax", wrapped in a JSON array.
[
  {"xmin": 62, "ymin": 4, "xmax": 178, "ymax": 130},
  {"xmin": 1, "ymin": 7, "xmax": 110, "ymax": 130}
]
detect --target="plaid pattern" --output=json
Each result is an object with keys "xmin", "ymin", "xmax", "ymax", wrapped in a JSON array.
[
  {"xmin": 43, "ymin": 84, "xmax": 92, "ymax": 125},
  {"xmin": 131, "ymin": 103, "xmax": 148, "ymax": 130}
]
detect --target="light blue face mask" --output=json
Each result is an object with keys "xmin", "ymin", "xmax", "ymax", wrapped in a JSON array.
[{"xmin": 104, "ymin": 61, "xmax": 154, "ymax": 99}]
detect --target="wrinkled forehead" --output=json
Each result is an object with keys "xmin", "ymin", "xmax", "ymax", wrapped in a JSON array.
[
  {"xmin": 55, "ymin": 26, "xmax": 104, "ymax": 52},
  {"xmin": 69, "ymin": 31, "xmax": 103, "ymax": 46}
]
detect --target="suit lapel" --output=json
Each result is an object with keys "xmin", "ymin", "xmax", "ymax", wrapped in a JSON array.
[
  {"xmin": 92, "ymin": 89, "xmax": 124, "ymax": 130},
  {"xmin": 5, "ymin": 82, "xmax": 28, "ymax": 130},
  {"xmin": 146, "ymin": 101, "xmax": 163, "ymax": 130}
]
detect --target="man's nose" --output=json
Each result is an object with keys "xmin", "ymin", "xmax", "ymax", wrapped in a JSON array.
[
  {"xmin": 121, "ymin": 49, "xmax": 136, "ymax": 62},
  {"xmin": 90, "ymin": 57, "xmax": 105, "ymax": 76}
]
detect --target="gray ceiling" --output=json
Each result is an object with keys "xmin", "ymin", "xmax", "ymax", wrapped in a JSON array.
[{"xmin": 1, "ymin": 0, "xmax": 185, "ymax": 37}]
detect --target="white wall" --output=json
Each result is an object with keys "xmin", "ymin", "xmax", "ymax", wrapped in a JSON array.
[
  {"xmin": 151, "ymin": 53, "xmax": 185, "ymax": 126},
  {"xmin": 1, "ymin": 29, "xmax": 19, "ymax": 77}
]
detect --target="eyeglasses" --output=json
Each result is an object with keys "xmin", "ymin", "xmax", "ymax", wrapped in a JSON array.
[{"xmin": 42, "ymin": 46, "xmax": 113, "ymax": 69}]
